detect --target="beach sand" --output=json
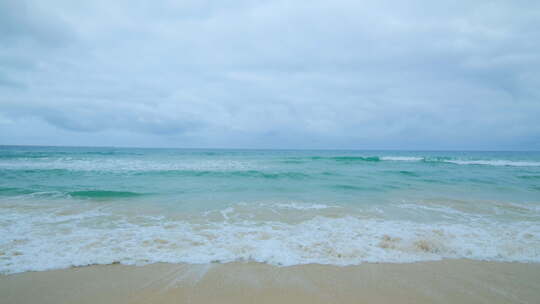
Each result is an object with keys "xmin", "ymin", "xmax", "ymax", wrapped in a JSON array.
[{"xmin": 1, "ymin": 260, "xmax": 539, "ymax": 304}]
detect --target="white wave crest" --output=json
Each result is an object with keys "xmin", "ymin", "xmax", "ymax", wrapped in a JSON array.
[
  {"xmin": 380, "ymin": 156, "xmax": 424, "ymax": 162},
  {"xmin": 380, "ymin": 156, "xmax": 540, "ymax": 167}
]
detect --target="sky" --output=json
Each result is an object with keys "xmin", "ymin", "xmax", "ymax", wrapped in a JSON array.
[{"xmin": 1, "ymin": 0, "xmax": 539, "ymax": 150}]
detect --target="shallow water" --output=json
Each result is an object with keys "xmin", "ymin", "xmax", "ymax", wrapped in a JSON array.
[{"xmin": 1, "ymin": 146, "xmax": 539, "ymax": 273}]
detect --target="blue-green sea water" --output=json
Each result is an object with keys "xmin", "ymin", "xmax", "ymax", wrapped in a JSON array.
[{"xmin": 1, "ymin": 146, "xmax": 539, "ymax": 273}]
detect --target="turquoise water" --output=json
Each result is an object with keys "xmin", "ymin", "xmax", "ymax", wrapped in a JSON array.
[{"xmin": 1, "ymin": 146, "xmax": 539, "ymax": 273}]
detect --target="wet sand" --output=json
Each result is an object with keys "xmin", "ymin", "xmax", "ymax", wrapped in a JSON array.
[{"xmin": 1, "ymin": 260, "xmax": 539, "ymax": 304}]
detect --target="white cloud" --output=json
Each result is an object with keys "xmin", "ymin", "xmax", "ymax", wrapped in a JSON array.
[{"xmin": 1, "ymin": 0, "xmax": 539, "ymax": 149}]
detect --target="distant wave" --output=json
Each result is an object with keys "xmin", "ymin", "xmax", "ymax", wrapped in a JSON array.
[
  {"xmin": 380, "ymin": 156, "xmax": 424, "ymax": 161},
  {"xmin": 371, "ymin": 156, "xmax": 540, "ymax": 167},
  {"xmin": 0, "ymin": 188, "xmax": 146, "ymax": 199},
  {"xmin": 396, "ymin": 170, "xmax": 420, "ymax": 177},
  {"xmin": 330, "ymin": 184, "xmax": 372, "ymax": 191},
  {"xmin": 2, "ymin": 154, "xmax": 540, "ymax": 172},
  {"xmin": 518, "ymin": 175, "xmax": 540, "ymax": 180},
  {"xmin": 0, "ymin": 187, "xmax": 34, "ymax": 195},
  {"xmin": 331, "ymin": 156, "xmax": 381, "ymax": 162},
  {"xmin": 284, "ymin": 156, "xmax": 381, "ymax": 163},
  {"xmin": 287, "ymin": 155, "xmax": 540, "ymax": 167},
  {"xmin": 0, "ymin": 153, "xmax": 51, "ymax": 159},
  {"xmin": 0, "ymin": 167, "xmax": 313, "ymax": 180},
  {"xmin": 68, "ymin": 190, "xmax": 145, "ymax": 198},
  {"xmin": 440, "ymin": 159, "xmax": 540, "ymax": 167},
  {"xmin": 138, "ymin": 170, "xmax": 312, "ymax": 180},
  {"xmin": 0, "ymin": 159, "xmax": 256, "ymax": 172}
]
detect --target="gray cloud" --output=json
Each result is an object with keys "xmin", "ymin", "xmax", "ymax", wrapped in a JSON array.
[{"xmin": 1, "ymin": 0, "xmax": 539, "ymax": 149}]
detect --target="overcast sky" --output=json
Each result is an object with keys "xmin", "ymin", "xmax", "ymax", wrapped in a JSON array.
[{"xmin": 1, "ymin": 0, "xmax": 539, "ymax": 150}]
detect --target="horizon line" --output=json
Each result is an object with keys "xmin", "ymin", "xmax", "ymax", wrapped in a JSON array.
[{"xmin": 1, "ymin": 144, "xmax": 539, "ymax": 152}]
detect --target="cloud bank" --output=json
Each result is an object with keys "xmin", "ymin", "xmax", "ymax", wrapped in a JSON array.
[{"xmin": 1, "ymin": 0, "xmax": 539, "ymax": 149}]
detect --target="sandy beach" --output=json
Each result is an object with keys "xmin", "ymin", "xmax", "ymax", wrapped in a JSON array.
[{"xmin": 1, "ymin": 260, "xmax": 539, "ymax": 304}]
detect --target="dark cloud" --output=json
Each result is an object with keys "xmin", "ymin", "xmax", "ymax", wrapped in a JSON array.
[{"xmin": 0, "ymin": 0, "xmax": 539, "ymax": 149}]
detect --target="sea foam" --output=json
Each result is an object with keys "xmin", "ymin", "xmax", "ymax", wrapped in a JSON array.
[{"xmin": 1, "ymin": 202, "xmax": 539, "ymax": 274}]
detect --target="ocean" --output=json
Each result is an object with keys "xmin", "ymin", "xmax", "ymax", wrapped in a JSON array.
[{"xmin": 1, "ymin": 146, "xmax": 539, "ymax": 274}]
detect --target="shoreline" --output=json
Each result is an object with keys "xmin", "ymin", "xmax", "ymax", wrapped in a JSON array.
[{"xmin": 2, "ymin": 259, "xmax": 539, "ymax": 303}]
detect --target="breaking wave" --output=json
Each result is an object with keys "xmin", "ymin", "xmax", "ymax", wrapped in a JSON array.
[
  {"xmin": 283, "ymin": 156, "xmax": 540, "ymax": 167},
  {"xmin": 1, "ymin": 202, "xmax": 539, "ymax": 274}
]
